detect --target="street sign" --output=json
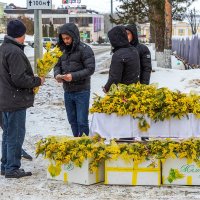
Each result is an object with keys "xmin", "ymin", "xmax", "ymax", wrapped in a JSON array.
[
  {"xmin": 80, "ymin": 33, "xmax": 88, "ymax": 39},
  {"xmin": 27, "ymin": 0, "xmax": 52, "ymax": 10}
]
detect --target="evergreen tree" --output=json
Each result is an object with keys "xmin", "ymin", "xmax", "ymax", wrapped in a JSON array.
[
  {"xmin": 111, "ymin": 0, "xmax": 196, "ymax": 52},
  {"xmin": 42, "ymin": 25, "xmax": 48, "ymax": 37},
  {"xmin": 111, "ymin": 0, "xmax": 196, "ymax": 24},
  {"xmin": 49, "ymin": 22, "xmax": 54, "ymax": 37}
]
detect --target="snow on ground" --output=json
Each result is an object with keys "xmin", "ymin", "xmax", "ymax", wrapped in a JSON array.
[{"xmin": 1, "ymin": 45, "xmax": 200, "ymax": 199}]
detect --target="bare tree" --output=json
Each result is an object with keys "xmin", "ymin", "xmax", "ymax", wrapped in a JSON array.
[{"xmin": 186, "ymin": 8, "xmax": 200, "ymax": 35}]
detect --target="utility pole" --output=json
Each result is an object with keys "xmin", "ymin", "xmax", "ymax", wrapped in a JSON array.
[
  {"xmin": 111, "ymin": 0, "xmax": 113, "ymax": 28},
  {"xmin": 34, "ymin": 10, "xmax": 43, "ymax": 74},
  {"xmin": 164, "ymin": 0, "xmax": 172, "ymax": 68}
]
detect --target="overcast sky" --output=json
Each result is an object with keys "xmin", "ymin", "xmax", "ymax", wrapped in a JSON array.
[
  {"xmin": 0, "ymin": 0, "xmax": 121, "ymax": 13},
  {"xmin": 0, "ymin": 0, "xmax": 200, "ymax": 13}
]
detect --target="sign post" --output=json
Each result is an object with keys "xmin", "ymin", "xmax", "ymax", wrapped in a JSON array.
[
  {"xmin": 27, "ymin": 0, "xmax": 52, "ymax": 73},
  {"xmin": 33, "ymin": 9, "xmax": 42, "ymax": 74}
]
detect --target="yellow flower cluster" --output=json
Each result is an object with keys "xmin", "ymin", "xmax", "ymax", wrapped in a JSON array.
[
  {"xmin": 36, "ymin": 135, "xmax": 200, "ymax": 174},
  {"xmin": 90, "ymin": 83, "xmax": 200, "ymax": 131},
  {"xmin": 34, "ymin": 42, "xmax": 63, "ymax": 94}
]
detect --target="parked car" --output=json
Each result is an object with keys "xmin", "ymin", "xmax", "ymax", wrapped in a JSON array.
[
  {"xmin": 29, "ymin": 37, "xmax": 58, "ymax": 48},
  {"xmin": 43, "ymin": 37, "xmax": 58, "ymax": 47}
]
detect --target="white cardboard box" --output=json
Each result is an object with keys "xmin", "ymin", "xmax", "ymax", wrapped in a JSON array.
[
  {"xmin": 105, "ymin": 157, "xmax": 161, "ymax": 185},
  {"xmin": 47, "ymin": 159, "xmax": 105, "ymax": 185},
  {"xmin": 162, "ymin": 158, "xmax": 200, "ymax": 185}
]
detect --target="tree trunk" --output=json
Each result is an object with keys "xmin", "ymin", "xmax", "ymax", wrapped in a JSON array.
[
  {"xmin": 149, "ymin": 22, "xmax": 156, "ymax": 43},
  {"xmin": 164, "ymin": 0, "xmax": 172, "ymax": 68},
  {"xmin": 151, "ymin": 2, "xmax": 165, "ymax": 67}
]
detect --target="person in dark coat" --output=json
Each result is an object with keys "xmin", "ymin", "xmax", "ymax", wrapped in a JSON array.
[
  {"xmin": 0, "ymin": 20, "xmax": 45, "ymax": 178},
  {"xmin": 125, "ymin": 24, "xmax": 152, "ymax": 85},
  {"xmin": 126, "ymin": 24, "xmax": 152, "ymax": 141},
  {"xmin": 103, "ymin": 26, "xmax": 140, "ymax": 92},
  {"xmin": 54, "ymin": 23, "xmax": 95, "ymax": 137}
]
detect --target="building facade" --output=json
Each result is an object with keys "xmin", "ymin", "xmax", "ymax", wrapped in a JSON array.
[
  {"xmin": 0, "ymin": 2, "xmax": 6, "ymax": 33},
  {"xmin": 140, "ymin": 21, "xmax": 200, "ymax": 42},
  {"xmin": 4, "ymin": 5, "xmax": 104, "ymax": 42}
]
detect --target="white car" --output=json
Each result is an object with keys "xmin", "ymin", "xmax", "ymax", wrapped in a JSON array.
[
  {"xmin": 29, "ymin": 37, "xmax": 58, "ymax": 48},
  {"xmin": 43, "ymin": 37, "xmax": 58, "ymax": 47}
]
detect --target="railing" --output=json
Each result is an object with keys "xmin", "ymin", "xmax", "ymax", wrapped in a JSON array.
[{"xmin": 172, "ymin": 35, "xmax": 200, "ymax": 69}]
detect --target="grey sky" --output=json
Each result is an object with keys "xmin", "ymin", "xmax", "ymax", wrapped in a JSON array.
[
  {"xmin": 0, "ymin": 0, "xmax": 200, "ymax": 13},
  {"xmin": 0, "ymin": 0, "xmax": 121, "ymax": 13}
]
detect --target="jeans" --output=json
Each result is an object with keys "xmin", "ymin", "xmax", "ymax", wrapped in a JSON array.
[
  {"xmin": 64, "ymin": 90, "xmax": 90, "ymax": 137},
  {"xmin": 1, "ymin": 109, "xmax": 26, "ymax": 172}
]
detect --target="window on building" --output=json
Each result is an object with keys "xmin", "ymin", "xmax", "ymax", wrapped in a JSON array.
[
  {"xmin": 53, "ymin": 18, "xmax": 66, "ymax": 24},
  {"xmin": 178, "ymin": 29, "xmax": 185, "ymax": 36},
  {"xmin": 42, "ymin": 18, "xmax": 50, "ymax": 24},
  {"xmin": 69, "ymin": 17, "xmax": 92, "ymax": 27}
]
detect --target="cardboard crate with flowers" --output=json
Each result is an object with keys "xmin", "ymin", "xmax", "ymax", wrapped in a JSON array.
[
  {"xmin": 103, "ymin": 138, "xmax": 200, "ymax": 186},
  {"xmin": 36, "ymin": 135, "xmax": 200, "ymax": 186},
  {"xmin": 103, "ymin": 140, "xmax": 161, "ymax": 186},
  {"xmin": 47, "ymin": 158, "xmax": 104, "ymax": 185},
  {"xmin": 161, "ymin": 139, "xmax": 200, "ymax": 185},
  {"xmin": 36, "ymin": 135, "xmax": 105, "ymax": 185},
  {"xmin": 105, "ymin": 157, "xmax": 161, "ymax": 186},
  {"xmin": 90, "ymin": 84, "xmax": 200, "ymax": 138}
]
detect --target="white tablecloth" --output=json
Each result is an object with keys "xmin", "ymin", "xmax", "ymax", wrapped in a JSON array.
[{"xmin": 90, "ymin": 113, "xmax": 200, "ymax": 139}]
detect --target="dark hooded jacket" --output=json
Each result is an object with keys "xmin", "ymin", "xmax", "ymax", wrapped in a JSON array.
[
  {"xmin": 54, "ymin": 23, "xmax": 95, "ymax": 92},
  {"xmin": 0, "ymin": 36, "xmax": 41, "ymax": 112},
  {"xmin": 125, "ymin": 24, "xmax": 152, "ymax": 85},
  {"xmin": 104, "ymin": 26, "xmax": 140, "ymax": 92},
  {"xmin": 0, "ymin": 112, "xmax": 2, "ymax": 128}
]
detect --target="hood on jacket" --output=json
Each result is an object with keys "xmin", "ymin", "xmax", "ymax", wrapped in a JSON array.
[
  {"xmin": 58, "ymin": 23, "xmax": 80, "ymax": 52},
  {"xmin": 108, "ymin": 26, "xmax": 130, "ymax": 50},
  {"xmin": 125, "ymin": 24, "xmax": 139, "ymax": 46}
]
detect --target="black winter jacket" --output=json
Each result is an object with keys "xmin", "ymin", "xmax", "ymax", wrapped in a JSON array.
[
  {"xmin": 0, "ymin": 36, "xmax": 41, "ymax": 112},
  {"xmin": 0, "ymin": 112, "xmax": 2, "ymax": 128},
  {"xmin": 125, "ymin": 24, "xmax": 152, "ymax": 85},
  {"xmin": 104, "ymin": 26, "xmax": 140, "ymax": 92},
  {"xmin": 54, "ymin": 23, "xmax": 95, "ymax": 92}
]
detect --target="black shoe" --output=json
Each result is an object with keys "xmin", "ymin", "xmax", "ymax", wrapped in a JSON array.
[
  {"xmin": 1, "ymin": 171, "xmax": 5, "ymax": 176},
  {"xmin": 5, "ymin": 169, "xmax": 32, "ymax": 178},
  {"xmin": 141, "ymin": 137, "xmax": 149, "ymax": 141},
  {"xmin": 2, "ymin": 168, "xmax": 27, "ymax": 176},
  {"xmin": 21, "ymin": 149, "xmax": 33, "ymax": 161}
]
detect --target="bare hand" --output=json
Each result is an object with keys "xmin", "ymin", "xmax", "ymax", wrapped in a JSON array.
[
  {"xmin": 55, "ymin": 74, "xmax": 63, "ymax": 83},
  {"xmin": 62, "ymin": 74, "xmax": 72, "ymax": 82},
  {"xmin": 102, "ymin": 86, "xmax": 107, "ymax": 93},
  {"xmin": 40, "ymin": 77, "xmax": 45, "ymax": 86}
]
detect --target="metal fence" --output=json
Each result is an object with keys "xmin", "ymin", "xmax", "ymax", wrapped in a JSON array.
[{"xmin": 172, "ymin": 36, "xmax": 200, "ymax": 67}]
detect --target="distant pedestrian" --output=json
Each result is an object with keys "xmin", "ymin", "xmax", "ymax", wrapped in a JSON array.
[
  {"xmin": 0, "ymin": 19, "xmax": 45, "ymax": 178},
  {"xmin": 125, "ymin": 23, "xmax": 152, "ymax": 141},
  {"xmin": 125, "ymin": 24, "xmax": 152, "ymax": 85},
  {"xmin": 103, "ymin": 26, "xmax": 140, "ymax": 92}
]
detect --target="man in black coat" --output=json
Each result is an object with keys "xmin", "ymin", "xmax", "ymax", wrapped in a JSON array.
[
  {"xmin": 104, "ymin": 26, "xmax": 140, "ymax": 92},
  {"xmin": 0, "ymin": 20, "xmax": 45, "ymax": 178},
  {"xmin": 54, "ymin": 23, "xmax": 95, "ymax": 137},
  {"xmin": 125, "ymin": 24, "xmax": 152, "ymax": 85}
]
